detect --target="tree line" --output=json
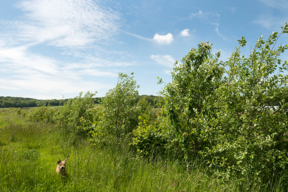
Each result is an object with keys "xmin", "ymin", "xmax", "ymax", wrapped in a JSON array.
[{"xmin": 0, "ymin": 95, "xmax": 161, "ymax": 108}]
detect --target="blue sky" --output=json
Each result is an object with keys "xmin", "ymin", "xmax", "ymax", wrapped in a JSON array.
[{"xmin": 0, "ymin": 0, "xmax": 287, "ymax": 99}]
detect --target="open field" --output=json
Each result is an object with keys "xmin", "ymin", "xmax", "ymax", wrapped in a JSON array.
[{"xmin": 1, "ymin": 108, "xmax": 278, "ymax": 192}]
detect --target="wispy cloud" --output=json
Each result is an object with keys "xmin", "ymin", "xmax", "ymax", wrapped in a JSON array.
[
  {"xmin": 123, "ymin": 31, "xmax": 153, "ymax": 41},
  {"xmin": 153, "ymin": 33, "xmax": 174, "ymax": 44},
  {"xmin": 189, "ymin": 10, "xmax": 226, "ymax": 41},
  {"xmin": 189, "ymin": 10, "xmax": 220, "ymax": 20},
  {"xmin": 0, "ymin": 45, "xmax": 117, "ymax": 97},
  {"xmin": 258, "ymin": 0, "xmax": 288, "ymax": 9},
  {"xmin": 190, "ymin": 10, "xmax": 206, "ymax": 19},
  {"xmin": 78, "ymin": 69, "xmax": 117, "ymax": 77},
  {"xmin": 213, "ymin": 23, "xmax": 228, "ymax": 41},
  {"xmin": 0, "ymin": 0, "xmax": 132, "ymax": 98},
  {"xmin": 230, "ymin": 7, "xmax": 236, "ymax": 12},
  {"xmin": 150, "ymin": 55, "xmax": 175, "ymax": 67},
  {"xmin": 0, "ymin": 44, "xmax": 59, "ymax": 74},
  {"xmin": 15, "ymin": 0, "xmax": 120, "ymax": 47},
  {"xmin": 0, "ymin": 75, "xmax": 113, "ymax": 97},
  {"xmin": 163, "ymin": 69, "xmax": 172, "ymax": 74},
  {"xmin": 124, "ymin": 31, "xmax": 175, "ymax": 45},
  {"xmin": 253, "ymin": 15, "xmax": 287, "ymax": 29},
  {"xmin": 0, "ymin": 45, "xmax": 119, "ymax": 78},
  {"xmin": 180, "ymin": 29, "xmax": 190, "ymax": 36}
]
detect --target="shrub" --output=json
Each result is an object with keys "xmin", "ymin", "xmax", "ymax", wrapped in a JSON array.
[
  {"xmin": 90, "ymin": 73, "xmax": 146, "ymax": 145},
  {"xmin": 158, "ymin": 41, "xmax": 224, "ymax": 160},
  {"xmin": 15, "ymin": 108, "xmax": 28, "ymax": 117},
  {"xmin": 202, "ymin": 24, "xmax": 288, "ymax": 184},
  {"xmin": 153, "ymin": 23, "xmax": 288, "ymax": 185},
  {"xmin": 131, "ymin": 109, "xmax": 170, "ymax": 157},
  {"xmin": 27, "ymin": 107, "xmax": 58, "ymax": 124},
  {"xmin": 57, "ymin": 91, "xmax": 97, "ymax": 139}
]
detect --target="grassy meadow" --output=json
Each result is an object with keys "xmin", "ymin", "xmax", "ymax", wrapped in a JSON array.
[{"xmin": 0, "ymin": 108, "xmax": 279, "ymax": 192}]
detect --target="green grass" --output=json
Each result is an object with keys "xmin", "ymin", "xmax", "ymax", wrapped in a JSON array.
[
  {"xmin": 0, "ymin": 109, "xmax": 285, "ymax": 191},
  {"xmin": 0, "ymin": 108, "xmax": 28, "ymax": 128}
]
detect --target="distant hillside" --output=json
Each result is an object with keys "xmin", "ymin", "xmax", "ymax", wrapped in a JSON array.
[{"xmin": 0, "ymin": 95, "xmax": 161, "ymax": 108}]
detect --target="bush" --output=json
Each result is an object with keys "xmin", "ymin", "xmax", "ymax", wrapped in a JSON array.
[
  {"xmin": 131, "ymin": 109, "xmax": 170, "ymax": 157},
  {"xmin": 90, "ymin": 73, "xmax": 146, "ymax": 145},
  {"xmin": 158, "ymin": 41, "xmax": 224, "ymax": 160},
  {"xmin": 57, "ymin": 92, "xmax": 97, "ymax": 140},
  {"xmin": 202, "ymin": 24, "xmax": 288, "ymax": 184},
  {"xmin": 152, "ymin": 23, "xmax": 288, "ymax": 185},
  {"xmin": 15, "ymin": 108, "xmax": 28, "ymax": 117},
  {"xmin": 27, "ymin": 107, "xmax": 58, "ymax": 124}
]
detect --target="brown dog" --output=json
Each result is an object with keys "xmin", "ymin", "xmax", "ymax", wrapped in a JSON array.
[{"xmin": 56, "ymin": 155, "xmax": 69, "ymax": 176}]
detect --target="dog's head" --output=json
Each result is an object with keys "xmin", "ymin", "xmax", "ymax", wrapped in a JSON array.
[{"xmin": 57, "ymin": 155, "xmax": 69, "ymax": 172}]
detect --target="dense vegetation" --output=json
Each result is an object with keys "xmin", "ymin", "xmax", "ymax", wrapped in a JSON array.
[
  {"xmin": 0, "ymin": 95, "xmax": 159, "ymax": 108},
  {"xmin": 1, "ymin": 24, "xmax": 288, "ymax": 191},
  {"xmin": 2, "ymin": 108, "xmax": 270, "ymax": 191},
  {"xmin": 0, "ymin": 96, "xmax": 64, "ymax": 108}
]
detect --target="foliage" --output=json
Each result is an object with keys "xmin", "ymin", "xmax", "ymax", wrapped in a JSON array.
[
  {"xmin": 0, "ymin": 96, "xmax": 67, "ymax": 108},
  {"xmin": 27, "ymin": 107, "xmax": 58, "ymax": 124},
  {"xmin": 0, "ymin": 95, "xmax": 162, "ymax": 108},
  {"xmin": 57, "ymin": 91, "xmax": 97, "ymax": 140},
  {"xmin": 15, "ymin": 108, "xmax": 28, "ymax": 117},
  {"xmin": 90, "ymin": 73, "xmax": 143, "ymax": 145},
  {"xmin": 153, "ymin": 23, "xmax": 288, "ymax": 185},
  {"xmin": 202, "ymin": 23, "xmax": 288, "ymax": 183},
  {"xmin": 131, "ymin": 108, "xmax": 171, "ymax": 157},
  {"xmin": 158, "ymin": 41, "xmax": 224, "ymax": 159}
]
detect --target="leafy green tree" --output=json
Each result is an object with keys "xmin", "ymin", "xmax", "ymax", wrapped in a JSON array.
[
  {"xmin": 90, "ymin": 73, "xmax": 143, "ymax": 145},
  {"xmin": 203, "ymin": 23, "xmax": 288, "ymax": 183},
  {"xmin": 159, "ymin": 42, "xmax": 224, "ymax": 159},
  {"xmin": 57, "ymin": 91, "xmax": 97, "ymax": 142}
]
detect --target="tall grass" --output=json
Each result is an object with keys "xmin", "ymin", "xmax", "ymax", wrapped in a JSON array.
[{"xmin": 0, "ymin": 109, "xmax": 285, "ymax": 191}]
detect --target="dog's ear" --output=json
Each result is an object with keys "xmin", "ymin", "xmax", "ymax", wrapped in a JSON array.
[
  {"xmin": 57, "ymin": 159, "xmax": 61, "ymax": 164},
  {"xmin": 65, "ymin": 155, "xmax": 69, "ymax": 162}
]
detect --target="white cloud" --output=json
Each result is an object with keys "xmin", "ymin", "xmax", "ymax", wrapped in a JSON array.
[
  {"xmin": 258, "ymin": 0, "xmax": 288, "ymax": 9},
  {"xmin": 190, "ymin": 10, "xmax": 220, "ymax": 20},
  {"xmin": 180, "ymin": 29, "xmax": 190, "ymax": 36},
  {"xmin": 253, "ymin": 17, "xmax": 274, "ymax": 29},
  {"xmin": 230, "ymin": 7, "xmax": 236, "ymax": 12},
  {"xmin": 123, "ymin": 31, "xmax": 153, "ymax": 41},
  {"xmin": 0, "ymin": 45, "xmax": 119, "ymax": 77},
  {"xmin": 78, "ymin": 69, "xmax": 117, "ymax": 77},
  {"xmin": 163, "ymin": 69, "xmax": 172, "ymax": 74},
  {"xmin": 0, "ymin": 0, "xmax": 133, "ymax": 98},
  {"xmin": 213, "ymin": 23, "xmax": 228, "ymax": 41},
  {"xmin": 153, "ymin": 33, "xmax": 174, "ymax": 44},
  {"xmin": 0, "ymin": 44, "xmax": 59, "ymax": 74},
  {"xmin": 189, "ymin": 10, "xmax": 225, "ymax": 40},
  {"xmin": 0, "ymin": 76, "xmax": 112, "ymax": 96},
  {"xmin": 0, "ymin": 44, "xmax": 118, "ymax": 97},
  {"xmin": 16, "ymin": 0, "xmax": 120, "ymax": 47},
  {"xmin": 253, "ymin": 15, "xmax": 287, "ymax": 29},
  {"xmin": 190, "ymin": 10, "xmax": 205, "ymax": 19},
  {"xmin": 0, "ymin": 39, "xmax": 5, "ymax": 46},
  {"xmin": 150, "ymin": 55, "xmax": 175, "ymax": 68},
  {"xmin": 85, "ymin": 55, "xmax": 135, "ymax": 67}
]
